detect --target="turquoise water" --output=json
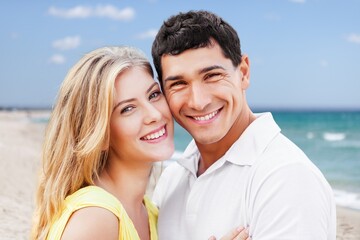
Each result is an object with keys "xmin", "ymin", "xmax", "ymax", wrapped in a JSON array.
[
  {"xmin": 172, "ymin": 111, "xmax": 360, "ymax": 210},
  {"xmin": 32, "ymin": 111, "xmax": 360, "ymax": 209}
]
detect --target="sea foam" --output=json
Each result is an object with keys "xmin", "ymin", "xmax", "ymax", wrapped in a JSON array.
[
  {"xmin": 333, "ymin": 189, "xmax": 360, "ymax": 210},
  {"xmin": 323, "ymin": 132, "xmax": 346, "ymax": 142}
]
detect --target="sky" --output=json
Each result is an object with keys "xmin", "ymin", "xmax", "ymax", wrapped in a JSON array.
[{"xmin": 1, "ymin": 0, "xmax": 359, "ymax": 110}]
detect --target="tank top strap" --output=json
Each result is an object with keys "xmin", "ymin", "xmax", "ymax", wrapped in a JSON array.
[
  {"xmin": 143, "ymin": 195, "xmax": 159, "ymax": 240},
  {"xmin": 65, "ymin": 185, "xmax": 125, "ymax": 219}
]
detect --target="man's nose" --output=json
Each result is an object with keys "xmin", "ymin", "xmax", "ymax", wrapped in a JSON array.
[{"xmin": 187, "ymin": 83, "xmax": 211, "ymax": 111}]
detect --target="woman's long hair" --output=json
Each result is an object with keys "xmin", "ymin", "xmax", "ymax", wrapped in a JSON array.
[{"xmin": 31, "ymin": 46, "xmax": 153, "ymax": 239}]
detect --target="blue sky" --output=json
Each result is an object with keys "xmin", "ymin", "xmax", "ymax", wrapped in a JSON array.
[{"xmin": 1, "ymin": 0, "xmax": 359, "ymax": 110}]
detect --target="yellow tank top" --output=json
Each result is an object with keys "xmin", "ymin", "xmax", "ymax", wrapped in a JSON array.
[{"xmin": 47, "ymin": 186, "xmax": 158, "ymax": 240}]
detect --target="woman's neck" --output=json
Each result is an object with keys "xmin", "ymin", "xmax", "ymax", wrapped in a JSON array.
[
  {"xmin": 95, "ymin": 157, "xmax": 152, "ymax": 240},
  {"xmin": 96, "ymin": 157, "xmax": 152, "ymax": 211}
]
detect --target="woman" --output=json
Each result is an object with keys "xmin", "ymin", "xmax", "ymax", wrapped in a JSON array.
[
  {"xmin": 31, "ymin": 46, "xmax": 249, "ymax": 240},
  {"xmin": 31, "ymin": 46, "xmax": 174, "ymax": 239}
]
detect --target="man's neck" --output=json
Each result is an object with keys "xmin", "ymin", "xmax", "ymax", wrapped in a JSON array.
[{"xmin": 196, "ymin": 110, "xmax": 256, "ymax": 176}]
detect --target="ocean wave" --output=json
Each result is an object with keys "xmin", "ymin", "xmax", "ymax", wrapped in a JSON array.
[
  {"xmin": 333, "ymin": 189, "xmax": 360, "ymax": 210},
  {"xmin": 323, "ymin": 132, "xmax": 346, "ymax": 142}
]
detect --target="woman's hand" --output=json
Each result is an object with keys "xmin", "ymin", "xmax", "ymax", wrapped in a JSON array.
[{"xmin": 208, "ymin": 226, "xmax": 250, "ymax": 240}]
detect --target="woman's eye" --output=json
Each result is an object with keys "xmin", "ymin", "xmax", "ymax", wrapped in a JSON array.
[
  {"xmin": 120, "ymin": 106, "xmax": 134, "ymax": 114},
  {"xmin": 149, "ymin": 91, "xmax": 162, "ymax": 100}
]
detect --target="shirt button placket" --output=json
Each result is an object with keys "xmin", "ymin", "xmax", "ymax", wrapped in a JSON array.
[{"xmin": 185, "ymin": 176, "xmax": 202, "ymax": 234}]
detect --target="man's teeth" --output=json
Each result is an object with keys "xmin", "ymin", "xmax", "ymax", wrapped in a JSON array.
[
  {"xmin": 193, "ymin": 110, "xmax": 218, "ymax": 121},
  {"xmin": 143, "ymin": 128, "xmax": 166, "ymax": 140}
]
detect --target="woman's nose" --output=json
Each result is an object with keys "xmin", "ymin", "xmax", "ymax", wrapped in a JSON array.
[{"xmin": 143, "ymin": 103, "xmax": 162, "ymax": 124}]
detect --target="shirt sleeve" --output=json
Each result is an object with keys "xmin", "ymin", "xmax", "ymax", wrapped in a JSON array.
[
  {"xmin": 152, "ymin": 180, "xmax": 163, "ymax": 209},
  {"xmin": 248, "ymin": 162, "xmax": 335, "ymax": 240},
  {"xmin": 151, "ymin": 163, "xmax": 175, "ymax": 208}
]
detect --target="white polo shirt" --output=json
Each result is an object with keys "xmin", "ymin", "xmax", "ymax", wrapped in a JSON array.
[{"xmin": 153, "ymin": 113, "xmax": 336, "ymax": 240}]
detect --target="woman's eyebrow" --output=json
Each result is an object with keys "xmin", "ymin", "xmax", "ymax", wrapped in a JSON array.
[{"xmin": 113, "ymin": 82, "xmax": 158, "ymax": 112}]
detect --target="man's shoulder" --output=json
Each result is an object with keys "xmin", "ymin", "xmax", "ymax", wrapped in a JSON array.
[
  {"xmin": 261, "ymin": 132, "xmax": 309, "ymax": 164},
  {"xmin": 250, "ymin": 132, "xmax": 330, "ymax": 185}
]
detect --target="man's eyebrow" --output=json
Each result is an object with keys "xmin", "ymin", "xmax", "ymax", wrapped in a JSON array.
[
  {"xmin": 198, "ymin": 65, "xmax": 225, "ymax": 75},
  {"xmin": 163, "ymin": 65, "xmax": 226, "ymax": 83},
  {"xmin": 164, "ymin": 75, "xmax": 182, "ymax": 82}
]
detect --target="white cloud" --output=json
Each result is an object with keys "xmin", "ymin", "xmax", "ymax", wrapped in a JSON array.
[
  {"xmin": 48, "ymin": 5, "xmax": 135, "ymax": 21},
  {"xmin": 289, "ymin": 0, "xmax": 306, "ymax": 3},
  {"xmin": 49, "ymin": 54, "xmax": 66, "ymax": 64},
  {"xmin": 52, "ymin": 36, "xmax": 81, "ymax": 50},
  {"xmin": 136, "ymin": 29, "xmax": 158, "ymax": 39},
  {"xmin": 48, "ymin": 6, "xmax": 91, "ymax": 18},
  {"xmin": 95, "ymin": 5, "xmax": 134, "ymax": 20},
  {"xmin": 346, "ymin": 33, "xmax": 360, "ymax": 44}
]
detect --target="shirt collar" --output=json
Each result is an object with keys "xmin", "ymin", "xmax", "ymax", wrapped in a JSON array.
[
  {"xmin": 177, "ymin": 139, "xmax": 200, "ymax": 176},
  {"xmin": 225, "ymin": 112, "xmax": 281, "ymax": 166},
  {"xmin": 177, "ymin": 112, "xmax": 281, "ymax": 174}
]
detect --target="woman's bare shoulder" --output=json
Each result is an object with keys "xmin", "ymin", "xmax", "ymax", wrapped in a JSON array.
[{"xmin": 61, "ymin": 206, "xmax": 119, "ymax": 240}]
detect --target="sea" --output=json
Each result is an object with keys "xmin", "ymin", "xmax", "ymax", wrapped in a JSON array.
[
  {"xmin": 31, "ymin": 110, "xmax": 360, "ymax": 210},
  {"xmin": 170, "ymin": 111, "xmax": 360, "ymax": 210}
]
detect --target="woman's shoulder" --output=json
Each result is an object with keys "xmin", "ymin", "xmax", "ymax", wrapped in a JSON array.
[
  {"xmin": 65, "ymin": 186, "xmax": 124, "ymax": 217},
  {"xmin": 50, "ymin": 186, "xmax": 162, "ymax": 240},
  {"xmin": 48, "ymin": 186, "xmax": 123, "ymax": 240},
  {"xmin": 60, "ymin": 205, "xmax": 119, "ymax": 240}
]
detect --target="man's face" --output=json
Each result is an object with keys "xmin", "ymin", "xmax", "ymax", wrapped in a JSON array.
[{"xmin": 161, "ymin": 41, "xmax": 250, "ymax": 146}]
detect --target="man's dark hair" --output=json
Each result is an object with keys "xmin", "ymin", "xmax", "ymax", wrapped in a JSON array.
[{"xmin": 152, "ymin": 10, "xmax": 242, "ymax": 88}]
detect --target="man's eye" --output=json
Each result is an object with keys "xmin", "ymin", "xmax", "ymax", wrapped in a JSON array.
[
  {"xmin": 120, "ymin": 106, "xmax": 134, "ymax": 114},
  {"xmin": 205, "ymin": 73, "xmax": 223, "ymax": 80},
  {"xmin": 169, "ymin": 81, "xmax": 186, "ymax": 88}
]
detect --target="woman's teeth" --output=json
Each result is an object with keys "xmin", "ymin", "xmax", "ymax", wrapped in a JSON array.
[{"xmin": 143, "ymin": 128, "xmax": 165, "ymax": 140}]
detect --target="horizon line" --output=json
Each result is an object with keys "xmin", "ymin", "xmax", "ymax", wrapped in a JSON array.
[{"xmin": 1, "ymin": 106, "xmax": 360, "ymax": 113}]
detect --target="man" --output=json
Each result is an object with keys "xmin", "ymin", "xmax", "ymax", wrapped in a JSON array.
[{"xmin": 151, "ymin": 10, "xmax": 336, "ymax": 239}]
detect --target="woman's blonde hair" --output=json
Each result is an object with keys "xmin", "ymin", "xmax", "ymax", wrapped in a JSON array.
[{"xmin": 31, "ymin": 46, "xmax": 153, "ymax": 240}]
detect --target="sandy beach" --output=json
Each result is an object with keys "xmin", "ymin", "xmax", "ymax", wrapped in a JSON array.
[{"xmin": 0, "ymin": 110, "xmax": 359, "ymax": 239}]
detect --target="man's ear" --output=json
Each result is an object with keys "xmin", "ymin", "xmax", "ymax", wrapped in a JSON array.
[{"xmin": 239, "ymin": 55, "xmax": 250, "ymax": 89}]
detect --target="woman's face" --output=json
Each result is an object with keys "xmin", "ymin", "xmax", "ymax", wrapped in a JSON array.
[{"xmin": 109, "ymin": 66, "xmax": 174, "ymax": 165}]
